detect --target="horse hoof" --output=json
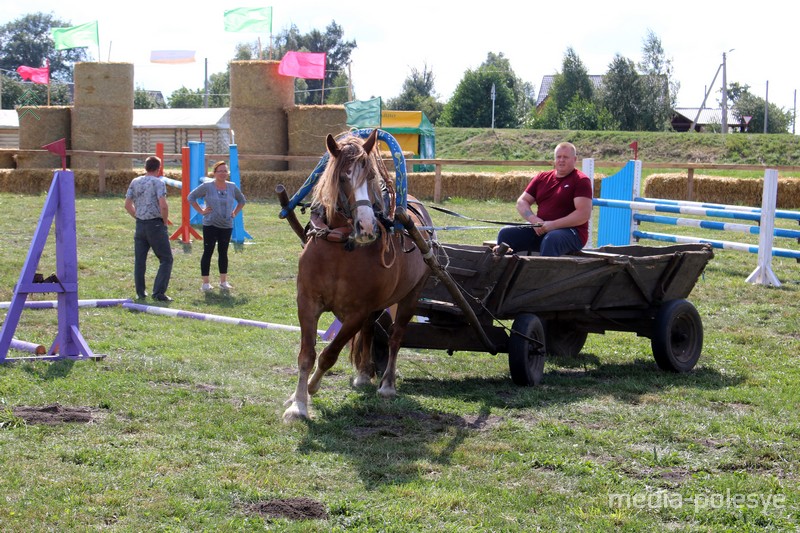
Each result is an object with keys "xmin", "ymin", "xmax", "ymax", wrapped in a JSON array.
[
  {"xmin": 282, "ymin": 402, "xmax": 308, "ymax": 422},
  {"xmin": 352, "ymin": 374, "xmax": 373, "ymax": 387},
  {"xmin": 377, "ymin": 386, "xmax": 396, "ymax": 399}
]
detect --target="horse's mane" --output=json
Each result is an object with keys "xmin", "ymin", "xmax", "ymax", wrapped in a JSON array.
[{"xmin": 311, "ymin": 132, "xmax": 391, "ymax": 223}]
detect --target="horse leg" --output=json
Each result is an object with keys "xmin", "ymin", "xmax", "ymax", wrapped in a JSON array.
[
  {"xmin": 377, "ymin": 292, "xmax": 420, "ymax": 398},
  {"xmin": 351, "ymin": 310, "xmax": 383, "ymax": 387},
  {"xmin": 307, "ymin": 316, "xmax": 365, "ymax": 395},
  {"xmin": 283, "ymin": 306, "xmax": 321, "ymax": 422}
]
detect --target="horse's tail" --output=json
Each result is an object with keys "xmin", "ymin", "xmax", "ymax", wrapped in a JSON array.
[{"xmin": 349, "ymin": 332, "xmax": 373, "ymax": 378}]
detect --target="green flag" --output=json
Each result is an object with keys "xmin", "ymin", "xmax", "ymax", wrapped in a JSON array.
[
  {"xmin": 224, "ymin": 7, "xmax": 272, "ymax": 33},
  {"xmin": 345, "ymin": 97, "xmax": 382, "ymax": 128},
  {"xmin": 51, "ymin": 21, "xmax": 99, "ymax": 51}
]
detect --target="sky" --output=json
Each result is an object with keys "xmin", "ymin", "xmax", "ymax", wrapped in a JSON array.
[{"xmin": 4, "ymin": 0, "xmax": 798, "ymax": 119}]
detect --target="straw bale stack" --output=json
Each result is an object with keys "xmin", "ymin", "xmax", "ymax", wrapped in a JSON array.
[
  {"xmin": 71, "ymin": 62, "xmax": 134, "ymax": 170},
  {"xmin": 16, "ymin": 106, "xmax": 71, "ymax": 169},
  {"xmin": 286, "ymin": 105, "xmax": 348, "ymax": 171},
  {"xmin": 230, "ymin": 60, "xmax": 293, "ymax": 171},
  {"xmin": 644, "ymin": 173, "xmax": 800, "ymax": 209}
]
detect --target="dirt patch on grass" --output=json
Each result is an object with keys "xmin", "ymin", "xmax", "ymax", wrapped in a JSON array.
[
  {"xmin": 12, "ymin": 403, "xmax": 99, "ymax": 425},
  {"xmin": 349, "ymin": 411, "xmax": 503, "ymax": 438},
  {"xmin": 245, "ymin": 497, "xmax": 328, "ymax": 521}
]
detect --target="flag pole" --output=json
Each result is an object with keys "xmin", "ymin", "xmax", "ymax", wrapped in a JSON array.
[{"xmin": 258, "ymin": 37, "xmax": 263, "ymax": 59}]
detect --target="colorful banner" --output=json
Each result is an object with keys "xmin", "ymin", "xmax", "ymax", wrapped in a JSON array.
[
  {"xmin": 16, "ymin": 65, "xmax": 49, "ymax": 84},
  {"xmin": 150, "ymin": 50, "xmax": 196, "ymax": 64},
  {"xmin": 224, "ymin": 7, "xmax": 272, "ymax": 32},
  {"xmin": 52, "ymin": 21, "xmax": 99, "ymax": 50},
  {"xmin": 278, "ymin": 51, "xmax": 326, "ymax": 80}
]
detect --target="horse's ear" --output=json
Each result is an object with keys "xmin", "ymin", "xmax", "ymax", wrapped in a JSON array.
[
  {"xmin": 362, "ymin": 128, "xmax": 378, "ymax": 154},
  {"xmin": 326, "ymin": 134, "xmax": 340, "ymax": 158}
]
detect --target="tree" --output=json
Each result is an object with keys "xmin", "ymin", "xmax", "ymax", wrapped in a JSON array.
[
  {"xmin": 728, "ymin": 83, "xmax": 793, "ymax": 133},
  {"xmin": 600, "ymin": 54, "xmax": 642, "ymax": 131},
  {"xmin": 439, "ymin": 52, "xmax": 520, "ymax": 128},
  {"xmin": 273, "ymin": 21, "xmax": 356, "ymax": 105},
  {"xmin": 0, "ymin": 12, "xmax": 88, "ymax": 82},
  {"xmin": 168, "ymin": 87, "xmax": 204, "ymax": 108},
  {"xmin": 385, "ymin": 64, "xmax": 444, "ymax": 124},
  {"xmin": 637, "ymin": 30, "xmax": 678, "ymax": 131},
  {"xmin": 548, "ymin": 48, "xmax": 593, "ymax": 113},
  {"xmin": 558, "ymin": 95, "xmax": 619, "ymax": 131},
  {"xmin": 206, "ymin": 71, "xmax": 230, "ymax": 107},
  {"xmin": 134, "ymin": 87, "xmax": 160, "ymax": 109}
]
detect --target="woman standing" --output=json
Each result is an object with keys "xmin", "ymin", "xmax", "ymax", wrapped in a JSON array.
[{"xmin": 187, "ymin": 161, "xmax": 246, "ymax": 291}]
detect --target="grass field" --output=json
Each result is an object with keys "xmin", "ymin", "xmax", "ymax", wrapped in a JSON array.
[{"xmin": 1, "ymin": 189, "xmax": 799, "ymax": 531}]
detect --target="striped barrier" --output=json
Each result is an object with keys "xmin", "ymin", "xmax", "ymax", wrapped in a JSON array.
[
  {"xmin": 596, "ymin": 165, "xmax": 796, "ymax": 286},
  {"xmin": 123, "ymin": 302, "xmax": 328, "ymax": 337},
  {"xmin": 0, "ymin": 298, "xmax": 131, "ymax": 310}
]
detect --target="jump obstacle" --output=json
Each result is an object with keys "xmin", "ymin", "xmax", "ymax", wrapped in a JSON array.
[{"xmin": 595, "ymin": 160, "xmax": 800, "ymax": 287}]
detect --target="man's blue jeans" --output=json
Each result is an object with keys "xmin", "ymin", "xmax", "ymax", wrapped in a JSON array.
[{"xmin": 496, "ymin": 225, "xmax": 583, "ymax": 257}]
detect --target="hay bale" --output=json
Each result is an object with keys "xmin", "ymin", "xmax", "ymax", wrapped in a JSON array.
[
  {"xmin": 16, "ymin": 106, "xmax": 71, "ymax": 169},
  {"xmin": 71, "ymin": 106, "xmax": 133, "ymax": 170},
  {"xmin": 0, "ymin": 152, "xmax": 15, "ymax": 169},
  {"xmin": 643, "ymin": 174, "xmax": 800, "ymax": 208},
  {"xmin": 286, "ymin": 105, "xmax": 347, "ymax": 171},
  {"xmin": 230, "ymin": 60, "xmax": 294, "ymax": 108},
  {"xmin": 230, "ymin": 108, "xmax": 287, "ymax": 171},
  {"xmin": 73, "ymin": 62, "xmax": 134, "ymax": 108}
]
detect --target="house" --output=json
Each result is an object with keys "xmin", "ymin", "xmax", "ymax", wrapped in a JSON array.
[{"xmin": 671, "ymin": 107, "xmax": 743, "ymax": 132}]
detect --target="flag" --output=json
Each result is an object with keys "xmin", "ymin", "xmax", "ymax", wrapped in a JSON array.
[
  {"xmin": 43, "ymin": 138, "xmax": 68, "ymax": 170},
  {"xmin": 17, "ymin": 65, "xmax": 49, "ymax": 84},
  {"xmin": 278, "ymin": 51, "xmax": 326, "ymax": 80},
  {"xmin": 52, "ymin": 21, "xmax": 99, "ymax": 50},
  {"xmin": 224, "ymin": 7, "xmax": 272, "ymax": 32},
  {"xmin": 345, "ymin": 98, "xmax": 382, "ymax": 128},
  {"xmin": 150, "ymin": 50, "xmax": 196, "ymax": 64}
]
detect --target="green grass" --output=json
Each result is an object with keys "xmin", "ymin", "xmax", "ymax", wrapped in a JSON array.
[{"xmin": 1, "ymin": 191, "xmax": 799, "ymax": 531}]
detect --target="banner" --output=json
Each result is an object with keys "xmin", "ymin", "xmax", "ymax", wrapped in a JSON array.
[
  {"xmin": 52, "ymin": 21, "xmax": 99, "ymax": 50},
  {"xmin": 17, "ymin": 65, "xmax": 49, "ymax": 85},
  {"xmin": 345, "ymin": 98, "xmax": 382, "ymax": 128},
  {"xmin": 224, "ymin": 7, "xmax": 272, "ymax": 32},
  {"xmin": 278, "ymin": 51, "xmax": 326, "ymax": 80},
  {"xmin": 150, "ymin": 50, "xmax": 196, "ymax": 64}
]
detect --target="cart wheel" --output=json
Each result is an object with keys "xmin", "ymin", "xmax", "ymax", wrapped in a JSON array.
[
  {"xmin": 651, "ymin": 299, "xmax": 703, "ymax": 372},
  {"xmin": 545, "ymin": 321, "xmax": 588, "ymax": 358},
  {"xmin": 371, "ymin": 310, "xmax": 393, "ymax": 376},
  {"xmin": 508, "ymin": 313, "xmax": 546, "ymax": 386}
]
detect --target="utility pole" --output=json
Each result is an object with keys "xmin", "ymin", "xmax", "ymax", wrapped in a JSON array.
[
  {"xmin": 490, "ymin": 83, "xmax": 496, "ymax": 129},
  {"xmin": 721, "ymin": 50, "xmax": 733, "ymax": 134},
  {"xmin": 203, "ymin": 58, "xmax": 209, "ymax": 108},
  {"xmin": 764, "ymin": 80, "xmax": 769, "ymax": 133}
]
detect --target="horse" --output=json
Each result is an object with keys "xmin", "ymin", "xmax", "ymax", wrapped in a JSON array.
[{"xmin": 283, "ymin": 129, "xmax": 434, "ymax": 422}]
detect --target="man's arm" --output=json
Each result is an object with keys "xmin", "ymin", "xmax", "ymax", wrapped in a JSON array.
[
  {"xmin": 515, "ymin": 192, "xmax": 543, "ymax": 225},
  {"xmin": 159, "ymin": 197, "xmax": 169, "ymax": 225},
  {"xmin": 539, "ymin": 196, "xmax": 592, "ymax": 234},
  {"xmin": 124, "ymin": 197, "xmax": 136, "ymax": 219}
]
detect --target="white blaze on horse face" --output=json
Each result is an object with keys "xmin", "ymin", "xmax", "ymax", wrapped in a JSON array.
[{"xmin": 348, "ymin": 161, "xmax": 378, "ymax": 244}]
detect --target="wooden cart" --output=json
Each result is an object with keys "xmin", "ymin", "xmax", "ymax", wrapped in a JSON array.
[{"xmin": 397, "ymin": 242, "xmax": 714, "ymax": 385}]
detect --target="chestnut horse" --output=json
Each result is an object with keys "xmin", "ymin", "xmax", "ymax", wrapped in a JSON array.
[{"xmin": 283, "ymin": 129, "xmax": 434, "ymax": 422}]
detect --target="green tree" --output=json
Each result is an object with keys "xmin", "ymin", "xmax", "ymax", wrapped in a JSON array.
[
  {"xmin": 728, "ymin": 83, "xmax": 793, "ymax": 133},
  {"xmin": 558, "ymin": 95, "xmax": 619, "ymax": 131},
  {"xmin": 600, "ymin": 54, "xmax": 642, "ymax": 131},
  {"xmin": 0, "ymin": 12, "xmax": 88, "ymax": 83},
  {"xmin": 637, "ymin": 30, "xmax": 677, "ymax": 131},
  {"xmin": 134, "ymin": 87, "xmax": 160, "ymax": 109},
  {"xmin": 168, "ymin": 87, "xmax": 204, "ymax": 108},
  {"xmin": 385, "ymin": 64, "xmax": 444, "ymax": 124},
  {"xmin": 549, "ymin": 47, "xmax": 593, "ymax": 113},
  {"xmin": 206, "ymin": 71, "xmax": 230, "ymax": 107},
  {"xmin": 524, "ymin": 98, "xmax": 560, "ymax": 129},
  {"xmin": 1, "ymin": 77, "xmax": 72, "ymax": 108},
  {"xmin": 273, "ymin": 21, "xmax": 356, "ymax": 105},
  {"xmin": 439, "ymin": 52, "xmax": 520, "ymax": 128}
]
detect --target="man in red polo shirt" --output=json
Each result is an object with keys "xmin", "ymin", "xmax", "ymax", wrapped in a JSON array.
[{"xmin": 496, "ymin": 142, "xmax": 593, "ymax": 256}]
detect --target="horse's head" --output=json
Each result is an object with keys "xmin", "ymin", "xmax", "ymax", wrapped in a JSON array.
[{"xmin": 317, "ymin": 129, "xmax": 382, "ymax": 246}]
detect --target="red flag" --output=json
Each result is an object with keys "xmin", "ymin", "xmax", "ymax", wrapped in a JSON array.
[
  {"xmin": 629, "ymin": 141, "xmax": 639, "ymax": 160},
  {"xmin": 278, "ymin": 51, "xmax": 326, "ymax": 80},
  {"xmin": 17, "ymin": 64, "xmax": 49, "ymax": 84},
  {"xmin": 43, "ymin": 138, "xmax": 68, "ymax": 170}
]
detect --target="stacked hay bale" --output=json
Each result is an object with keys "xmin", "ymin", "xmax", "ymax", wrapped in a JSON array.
[
  {"xmin": 16, "ymin": 106, "xmax": 71, "ymax": 169},
  {"xmin": 644, "ymin": 173, "xmax": 800, "ymax": 208},
  {"xmin": 230, "ymin": 60, "xmax": 294, "ymax": 171},
  {"xmin": 71, "ymin": 62, "xmax": 134, "ymax": 169},
  {"xmin": 286, "ymin": 105, "xmax": 347, "ymax": 171}
]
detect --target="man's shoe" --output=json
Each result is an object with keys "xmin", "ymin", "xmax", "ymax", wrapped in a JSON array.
[
  {"xmin": 201, "ymin": 283, "xmax": 213, "ymax": 292},
  {"xmin": 153, "ymin": 294, "xmax": 173, "ymax": 302},
  {"xmin": 136, "ymin": 292, "xmax": 148, "ymax": 300},
  {"xmin": 219, "ymin": 281, "xmax": 233, "ymax": 290}
]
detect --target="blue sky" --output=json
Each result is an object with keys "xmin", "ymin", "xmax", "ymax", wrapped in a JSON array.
[{"xmin": 4, "ymin": 0, "xmax": 797, "ymax": 118}]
